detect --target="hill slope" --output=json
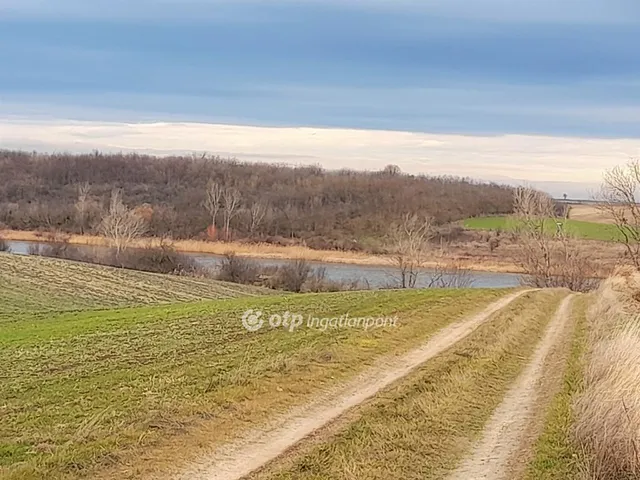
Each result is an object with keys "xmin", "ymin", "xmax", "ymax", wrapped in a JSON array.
[{"xmin": 0, "ymin": 253, "xmax": 272, "ymax": 316}]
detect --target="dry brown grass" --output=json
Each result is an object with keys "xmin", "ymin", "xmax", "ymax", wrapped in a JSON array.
[
  {"xmin": 568, "ymin": 205, "xmax": 617, "ymax": 224},
  {"xmin": 573, "ymin": 272, "xmax": 640, "ymax": 479},
  {"xmin": 0, "ymin": 229, "xmax": 525, "ymax": 273}
]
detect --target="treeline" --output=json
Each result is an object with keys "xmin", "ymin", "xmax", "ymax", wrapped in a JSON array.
[{"xmin": 0, "ymin": 150, "xmax": 514, "ymax": 250}]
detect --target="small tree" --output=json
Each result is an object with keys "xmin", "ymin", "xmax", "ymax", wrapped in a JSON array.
[
  {"xmin": 222, "ymin": 187, "xmax": 242, "ymax": 241},
  {"xmin": 597, "ymin": 160, "xmax": 640, "ymax": 269},
  {"xmin": 99, "ymin": 189, "xmax": 147, "ymax": 256},
  {"xmin": 389, "ymin": 213, "xmax": 434, "ymax": 288},
  {"xmin": 203, "ymin": 179, "xmax": 223, "ymax": 233},
  {"xmin": 74, "ymin": 182, "xmax": 92, "ymax": 234},
  {"xmin": 513, "ymin": 187, "xmax": 597, "ymax": 292},
  {"xmin": 248, "ymin": 200, "xmax": 268, "ymax": 236}
]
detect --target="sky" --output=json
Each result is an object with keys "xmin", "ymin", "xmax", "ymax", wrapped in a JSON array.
[{"xmin": 1, "ymin": 0, "xmax": 639, "ymax": 196}]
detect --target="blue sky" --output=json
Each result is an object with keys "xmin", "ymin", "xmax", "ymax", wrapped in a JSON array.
[{"xmin": 1, "ymin": 0, "xmax": 639, "ymax": 137}]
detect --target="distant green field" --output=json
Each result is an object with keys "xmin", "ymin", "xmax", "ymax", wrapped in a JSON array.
[{"xmin": 464, "ymin": 216, "xmax": 623, "ymax": 242}]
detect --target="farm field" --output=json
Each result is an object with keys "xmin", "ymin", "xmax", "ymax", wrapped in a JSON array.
[
  {"xmin": 0, "ymin": 255, "xmax": 509, "ymax": 480},
  {"xmin": 0, "ymin": 253, "xmax": 272, "ymax": 317},
  {"xmin": 464, "ymin": 216, "xmax": 622, "ymax": 242}
]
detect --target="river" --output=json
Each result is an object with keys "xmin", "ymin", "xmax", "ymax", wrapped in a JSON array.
[{"xmin": 5, "ymin": 240, "xmax": 522, "ymax": 289}]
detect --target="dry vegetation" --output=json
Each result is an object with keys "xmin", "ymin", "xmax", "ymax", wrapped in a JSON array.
[
  {"xmin": 568, "ymin": 205, "xmax": 617, "ymax": 224},
  {"xmin": 573, "ymin": 269, "xmax": 640, "ymax": 479},
  {"xmin": 511, "ymin": 187, "xmax": 599, "ymax": 292}
]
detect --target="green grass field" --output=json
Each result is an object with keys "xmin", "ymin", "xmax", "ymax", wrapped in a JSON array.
[
  {"xmin": 464, "ymin": 216, "xmax": 623, "ymax": 242},
  {"xmin": 0, "ymin": 253, "xmax": 272, "ymax": 317},
  {"xmin": 0, "ymin": 254, "xmax": 510, "ymax": 480}
]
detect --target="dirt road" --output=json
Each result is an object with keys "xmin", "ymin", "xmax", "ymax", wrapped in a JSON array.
[
  {"xmin": 448, "ymin": 294, "xmax": 575, "ymax": 480},
  {"xmin": 174, "ymin": 290, "xmax": 530, "ymax": 480}
]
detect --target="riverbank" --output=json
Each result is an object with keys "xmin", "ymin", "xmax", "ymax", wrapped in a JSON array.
[{"xmin": 0, "ymin": 229, "xmax": 525, "ymax": 274}]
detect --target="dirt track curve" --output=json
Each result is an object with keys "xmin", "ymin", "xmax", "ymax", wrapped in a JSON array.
[{"xmin": 175, "ymin": 290, "xmax": 531, "ymax": 480}]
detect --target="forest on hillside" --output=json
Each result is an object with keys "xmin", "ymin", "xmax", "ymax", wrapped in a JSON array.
[{"xmin": 0, "ymin": 150, "xmax": 514, "ymax": 250}]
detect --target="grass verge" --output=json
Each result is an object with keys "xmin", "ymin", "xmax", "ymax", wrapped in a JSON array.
[
  {"xmin": 0, "ymin": 288, "xmax": 506, "ymax": 480},
  {"xmin": 523, "ymin": 294, "xmax": 589, "ymax": 480},
  {"xmin": 251, "ymin": 289, "xmax": 567, "ymax": 480}
]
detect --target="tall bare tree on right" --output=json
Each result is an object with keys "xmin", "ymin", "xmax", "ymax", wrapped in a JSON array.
[{"xmin": 597, "ymin": 159, "xmax": 640, "ymax": 269}]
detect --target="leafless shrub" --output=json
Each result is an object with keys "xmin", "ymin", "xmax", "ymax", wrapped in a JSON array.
[
  {"xmin": 302, "ymin": 267, "xmax": 370, "ymax": 292},
  {"xmin": 513, "ymin": 187, "xmax": 598, "ymax": 292},
  {"xmin": 98, "ymin": 189, "xmax": 147, "ymax": 256},
  {"xmin": 573, "ymin": 276, "xmax": 640, "ymax": 479},
  {"xmin": 0, "ymin": 236, "xmax": 9, "ymax": 252},
  {"xmin": 388, "ymin": 213, "xmax": 434, "ymax": 288},
  {"xmin": 272, "ymin": 259, "xmax": 312, "ymax": 293},
  {"xmin": 428, "ymin": 262, "xmax": 474, "ymax": 288},
  {"xmin": 27, "ymin": 243, "xmax": 42, "ymax": 256},
  {"xmin": 118, "ymin": 244, "xmax": 204, "ymax": 275},
  {"xmin": 217, "ymin": 252, "xmax": 260, "ymax": 284}
]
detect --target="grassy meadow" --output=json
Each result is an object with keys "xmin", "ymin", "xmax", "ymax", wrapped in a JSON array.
[
  {"xmin": 0, "ymin": 254, "xmax": 510, "ymax": 480},
  {"xmin": 464, "ymin": 216, "xmax": 623, "ymax": 242}
]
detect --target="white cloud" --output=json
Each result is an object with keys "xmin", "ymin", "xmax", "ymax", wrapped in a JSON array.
[{"xmin": 1, "ymin": 119, "xmax": 638, "ymax": 197}]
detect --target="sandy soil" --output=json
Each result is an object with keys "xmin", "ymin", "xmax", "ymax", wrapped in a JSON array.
[
  {"xmin": 173, "ymin": 291, "xmax": 530, "ymax": 480},
  {"xmin": 448, "ymin": 294, "xmax": 575, "ymax": 480}
]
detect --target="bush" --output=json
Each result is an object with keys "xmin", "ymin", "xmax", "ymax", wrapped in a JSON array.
[
  {"xmin": 0, "ymin": 236, "xmax": 10, "ymax": 252},
  {"xmin": 27, "ymin": 243, "xmax": 42, "ymax": 256},
  {"xmin": 269, "ymin": 259, "xmax": 312, "ymax": 292},
  {"xmin": 217, "ymin": 252, "xmax": 260, "ymax": 284},
  {"xmin": 30, "ymin": 239, "xmax": 204, "ymax": 276},
  {"xmin": 118, "ymin": 245, "xmax": 204, "ymax": 275}
]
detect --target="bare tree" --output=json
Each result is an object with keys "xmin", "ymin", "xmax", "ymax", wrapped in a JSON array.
[
  {"xmin": 99, "ymin": 189, "xmax": 148, "ymax": 256},
  {"xmin": 513, "ymin": 187, "xmax": 556, "ymax": 284},
  {"xmin": 74, "ymin": 182, "xmax": 92, "ymax": 234},
  {"xmin": 248, "ymin": 200, "xmax": 268, "ymax": 235},
  {"xmin": 203, "ymin": 179, "xmax": 223, "ymax": 232},
  {"xmin": 427, "ymin": 262, "xmax": 474, "ymax": 289},
  {"xmin": 513, "ymin": 186, "xmax": 597, "ymax": 292},
  {"xmin": 222, "ymin": 187, "xmax": 242, "ymax": 241},
  {"xmin": 597, "ymin": 160, "xmax": 640, "ymax": 269},
  {"xmin": 389, "ymin": 213, "xmax": 434, "ymax": 288}
]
